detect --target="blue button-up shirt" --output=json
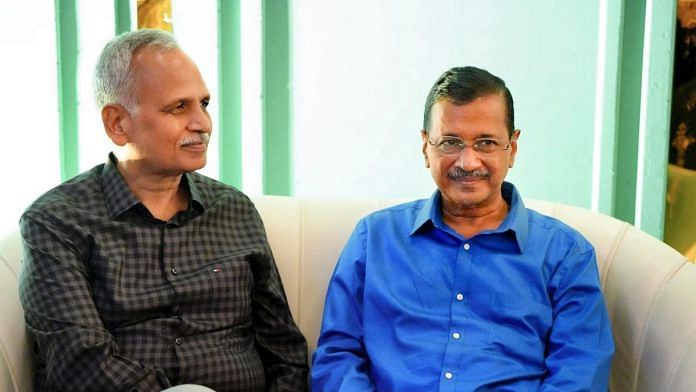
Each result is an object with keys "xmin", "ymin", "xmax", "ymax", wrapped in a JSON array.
[{"xmin": 312, "ymin": 182, "xmax": 614, "ymax": 391}]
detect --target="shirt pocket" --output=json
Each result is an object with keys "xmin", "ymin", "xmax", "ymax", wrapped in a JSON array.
[
  {"xmin": 486, "ymin": 294, "xmax": 552, "ymax": 361},
  {"xmin": 203, "ymin": 253, "xmax": 254, "ymax": 320}
]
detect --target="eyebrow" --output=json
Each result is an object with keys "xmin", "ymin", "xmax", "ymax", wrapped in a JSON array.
[{"xmin": 441, "ymin": 131, "xmax": 501, "ymax": 139}]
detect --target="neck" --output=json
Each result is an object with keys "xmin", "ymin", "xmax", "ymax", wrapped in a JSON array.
[
  {"xmin": 441, "ymin": 196, "xmax": 509, "ymax": 238},
  {"xmin": 115, "ymin": 158, "xmax": 189, "ymax": 221}
]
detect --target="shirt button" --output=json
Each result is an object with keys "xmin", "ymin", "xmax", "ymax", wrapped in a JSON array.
[
  {"xmin": 463, "ymin": 243, "xmax": 470, "ymax": 250},
  {"xmin": 175, "ymin": 337, "xmax": 182, "ymax": 345},
  {"xmin": 444, "ymin": 372, "xmax": 454, "ymax": 380},
  {"xmin": 456, "ymin": 293, "xmax": 464, "ymax": 301},
  {"xmin": 171, "ymin": 267, "xmax": 178, "ymax": 275},
  {"xmin": 452, "ymin": 332, "xmax": 460, "ymax": 340}
]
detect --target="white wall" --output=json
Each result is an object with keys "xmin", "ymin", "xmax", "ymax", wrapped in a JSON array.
[
  {"xmin": 0, "ymin": 3, "xmax": 60, "ymax": 237},
  {"xmin": 291, "ymin": 0, "xmax": 601, "ymax": 204},
  {"xmin": 0, "ymin": 0, "xmax": 265, "ymax": 236},
  {"xmin": 0, "ymin": 1, "xmax": 671, "ymax": 237},
  {"xmin": 171, "ymin": 0, "xmax": 221, "ymax": 179},
  {"xmin": 77, "ymin": 0, "xmax": 117, "ymax": 172}
]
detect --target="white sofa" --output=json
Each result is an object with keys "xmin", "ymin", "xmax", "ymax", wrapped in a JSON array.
[{"xmin": 1, "ymin": 196, "xmax": 696, "ymax": 391}]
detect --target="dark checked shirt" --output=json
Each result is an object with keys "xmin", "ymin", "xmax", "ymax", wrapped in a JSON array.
[{"xmin": 19, "ymin": 154, "xmax": 308, "ymax": 392}]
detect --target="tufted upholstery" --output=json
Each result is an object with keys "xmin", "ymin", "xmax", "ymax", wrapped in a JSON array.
[{"xmin": 1, "ymin": 196, "xmax": 695, "ymax": 391}]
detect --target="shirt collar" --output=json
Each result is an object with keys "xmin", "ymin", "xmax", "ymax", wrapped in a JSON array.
[
  {"xmin": 184, "ymin": 172, "xmax": 206, "ymax": 211},
  {"xmin": 103, "ymin": 153, "xmax": 141, "ymax": 219},
  {"xmin": 410, "ymin": 181, "xmax": 529, "ymax": 252},
  {"xmin": 102, "ymin": 153, "xmax": 205, "ymax": 219},
  {"xmin": 498, "ymin": 181, "xmax": 529, "ymax": 252},
  {"xmin": 411, "ymin": 190, "xmax": 444, "ymax": 235}
]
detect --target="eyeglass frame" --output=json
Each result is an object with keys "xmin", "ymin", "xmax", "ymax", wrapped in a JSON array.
[{"xmin": 426, "ymin": 134, "xmax": 516, "ymax": 157}]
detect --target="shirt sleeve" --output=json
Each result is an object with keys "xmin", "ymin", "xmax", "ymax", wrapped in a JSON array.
[
  {"xmin": 248, "ymin": 208, "xmax": 309, "ymax": 391},
  {"xmin": 540, "ymin": 245, "xmax": 615, "ymax": 391},
  {"xmin": 18, "ymin": 212, "xmax": 172, "ymax": 392},
  {"xmin": 311, "ymin": 220, "xmax": 376, "ymax": 391}
]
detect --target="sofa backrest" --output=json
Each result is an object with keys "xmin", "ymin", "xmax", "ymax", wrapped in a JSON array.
[
  {"xmin": 1, "ymin": 196, "xmax": 695, "ymax": 391},
  {"xmin": 0, "ymin": 229, "xmax": 32, "ymax": 392},
  {"xmin": 252, "ymin": 196, "xmax": 696, "ymax": 392},
  {"xmin": 250, "ymin": 196, "xmax": 410, "ymax": 356}
]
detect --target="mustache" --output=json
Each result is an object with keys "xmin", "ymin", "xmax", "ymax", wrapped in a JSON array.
[
  {"xmin": 447, "ymin": 167, "xmax": 489, "ymax": 180},
  {"xmin": 180, "ymin": 133, "xmax": 210, "ymax": 146}
]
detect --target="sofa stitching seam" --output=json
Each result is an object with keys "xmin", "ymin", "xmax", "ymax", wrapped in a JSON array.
[{"xmin": 631, "ymin": 260, "xmax": 686, "ymax": 391}]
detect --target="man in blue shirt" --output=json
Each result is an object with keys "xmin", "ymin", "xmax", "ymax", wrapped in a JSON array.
[{"xmin": 311, "ymin": 66, "xmax": 614, "ymax": 391}]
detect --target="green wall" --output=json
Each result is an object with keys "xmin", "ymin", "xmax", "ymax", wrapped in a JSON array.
[
  {"xmin": 55, "ymin": 0, "xmax": 79, "ymax": 181},
  {"xmin": 53, "ymin": 1, "xmax": 676, "ymax": 238},
  {"xmin": 614, "ymin": 0, "xmax": 646, "ymax": 224},
  {"xmin": 217, "ymin": 0, "xmax": 243, "ymax": 188},
  {"xmin": 262, "ymin": 0, "xmax": 292, "ymax": 195},
  {"xmin": 634, "ymin": 0, "xmax": 676, "ymax": 237},
  {"xmin": 497, "ymin": 0, "xmax": 674, "ymax": 238}
]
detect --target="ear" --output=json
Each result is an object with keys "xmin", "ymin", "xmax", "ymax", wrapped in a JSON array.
[
  {"xmin": 102, "ymin": 104, "xmax": 131, "ymax": 146},
  {"xmin": 508, "ymin": 129, "xmax": 521, "ymax": 168},
  {"xmin": 421, "ymin": 130, "xmax": 430, "ymax": 168}
]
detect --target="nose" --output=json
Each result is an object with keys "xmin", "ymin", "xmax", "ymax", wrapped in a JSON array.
[
  {"xmin": 453, "ymin": 146, "xmax": 483, "ymax": 170},
  {"xmin": 188, "ymin": 103, "xmax": 212, "ymax": 134}
]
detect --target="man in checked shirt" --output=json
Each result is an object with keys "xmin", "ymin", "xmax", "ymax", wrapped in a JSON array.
[{"xmin": 18, "ymin": 29, "xmax": 308, "ymax": 391}]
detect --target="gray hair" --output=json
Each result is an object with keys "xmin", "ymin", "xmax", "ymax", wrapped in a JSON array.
[{"xmin": 93, "ymin": 29, "xmax": 179, "ymax": 114}]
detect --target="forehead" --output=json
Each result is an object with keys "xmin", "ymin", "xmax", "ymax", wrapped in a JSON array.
[
  {"xmin": 130, "ymin": 47, "xmax": 209, "ymax": 101},
  {"xmin": 430, "ymin": 94, "xmax": 507, "ymax": 137}
]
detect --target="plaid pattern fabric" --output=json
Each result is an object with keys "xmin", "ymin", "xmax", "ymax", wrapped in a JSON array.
[{"xmin": 18, "ymin": 154, "xmax": 308, "ymax": 392}]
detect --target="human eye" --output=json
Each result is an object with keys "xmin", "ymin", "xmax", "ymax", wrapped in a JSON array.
[
  {"xmin": 201, "ymin": 98, "xmax": 210, "ymax": 110},
  {"xmin": 474, "ymin": 138, "xmax": 501, "ymax": 153},
  {"xmin": 166, "ymin": 101, "xmax": 186, "ymax": 114},
  {"xmin": 438, "ymin": 137, "xmax": 463, "ymax": 153},
  {"xmin": 440, "ymin": 138, "xmax": 460, "ymax": 147}
]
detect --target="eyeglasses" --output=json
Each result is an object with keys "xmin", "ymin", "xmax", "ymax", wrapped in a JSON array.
[{"xmin": 428, "ymin": 136, "xmax": 512, "ymax": 157}]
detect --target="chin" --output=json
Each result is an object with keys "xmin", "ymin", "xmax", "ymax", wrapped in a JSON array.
[
  {"xmin": 184, "ymin": 158, "xmax": 207, "ymax": 172},
  {"xmin": 442, "ymin": 187, "xmax": 491, "ymax": 209},
  {"xmin": 450, "ymin": 196, "xmax": 486, "ymax": 209}
]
